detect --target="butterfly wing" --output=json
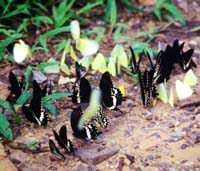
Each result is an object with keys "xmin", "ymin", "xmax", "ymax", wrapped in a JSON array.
[
  {"xmin": 9, "ymin": 72, "xmax": 22, "ymax": 98},
  {"xmin": 22, "ymin": 105, "xmax": 39, "ymax": 124},
  {"xmin": 100, "ymin": 72, "xmax": 114, "ymax": 108},
  {"xmin": 80, "ymin": 77, "xmax": 92, "ymax": 103},
  {"xmin": 49, "ymin": 139, "xmax": 65, "ymax": 160}
]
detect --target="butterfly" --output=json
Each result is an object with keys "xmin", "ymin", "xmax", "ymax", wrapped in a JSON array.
[
  {"xmin": 71, "ymin": 77, "xmax": 92, "ymax": 104},
  {"xmin": 53, "ymin": 125, "xmax": 76, "ymax": 153},
  {"xmin": 99, "ymin": 71, "xmax": 125, "ymax": 110},
  {"xmin": 22, "ymin": 80, "xmax": 50, "ymax": 126},
  {"xmin": 153, "ymin": 49, "xmax": 174, "ymax": 84},
  {"xmin": 49, "ymin": 139, "xmax": 65, "ymax": 160},
  {"xmin": 70, "ymin": 106, "xmax": 100, "ymax": 141},
  {"xmin": 138, "ymin": 68, "xmax": 158, "ymax": 107},
  {"xmin": 9, "ymin": 72, "xmax": 24, "ymax": 99}
]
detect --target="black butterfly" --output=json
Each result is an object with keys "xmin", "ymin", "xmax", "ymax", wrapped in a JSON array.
[
  {"xmin": 138, "ymin": 68, "xmax": 158, "ymax": 107},
  {"xmin": 153, "ymin": 40, "xmax": 196, "ymax": 84},
  {"xmin": 72, "ymin": 77, "xmax": 92, "ymax": 104},
  {"xmin": 22, "ymin": 80, "xmax": 50, "ymax": 126},
  {"xmin": 49, "ymin": 139, "xmax": 65, "ymax": 160},
  {"xmin": 90, "ymin": 106, "xmax": 108, "ymax": 128},
  {"xmin": 171, "ymin": 40, "xmax": 196, "ymax": 71},
  {"xmin": 153, "ymin": 48, "xmax": 174, "ymax": 84},
  {"xmin": 100, "ymin": 72, "xmax": 125, "ymax": 110},
  {"xmin": 70, "ymin": 106, "xmax": 100, "ymax": 141},
  {"xmin": 9, "ymin": 72, "xmax": 24, "ymax": 99},
  {"xmin": 53, "ymin": 125, "xmax": 76, "ymax": 153}
]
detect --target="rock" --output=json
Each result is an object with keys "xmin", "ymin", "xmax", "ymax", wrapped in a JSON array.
[
  {"xmin": 48, "ymin": 166, "xmax": 57, "ymax": 170},
  {"xmin": 73, "ymin": 164, "xmax": 98, "ymax": 171},
  {"xmin": 10, "ymin": 150, "xmax": 29, "ymax": 165},
  {"xmin": 76, "ymin": 145, "xmax": 119, "ymax": 165},
  {"xmin": 164, "ymin": 136, "xmax": 184, "ymax": 142},
  {"xmin": 22, "ymin": 168, "xmax": 38, "ymax": 171},
  {"xmin": 195, "ymin": 135, "xmax": 200, "ymax": 143}
]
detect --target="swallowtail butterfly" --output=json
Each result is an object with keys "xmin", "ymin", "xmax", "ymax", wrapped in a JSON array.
[
  {"xmin": 72, "ymin": 77, "xmax": 92, "ymax": 104},
  {"xmin": 70, "ymin": 106, "xmax": 100, "ymax": 141},
  {"xmin": 100, "ymin": 72, "xmax": 125, "ymax": 110},
  {"xmin": 22, "ymin": 80, "xmax": 50, "ymax": 126},
  {"xmin": 53, "ymin": 125, "xmax": 76, "ymax": 153}
]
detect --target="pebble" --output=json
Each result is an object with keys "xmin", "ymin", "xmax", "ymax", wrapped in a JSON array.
[{"xmin": 76, "ymin": 146, "xmax": 119, "ymax": 164}]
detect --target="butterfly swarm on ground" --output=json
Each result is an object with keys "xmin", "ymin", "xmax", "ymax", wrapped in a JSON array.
[
  {"xmin": 22, "ymin": 80, "xmax": 50, "ymax": 126},
  {"xmin": 130, "ymin": 39, "xmax": 196, "ymax": 107}
]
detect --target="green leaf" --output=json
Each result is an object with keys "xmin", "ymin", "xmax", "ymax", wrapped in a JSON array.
[
  {"xmin": 43, "ymin": 103, "xmax": 58, "ymax": 116},
  {"xmin": 43, "ymin": 58, "xmax": 60, "ymax": 74},
  {"xmin": 120, "ymin": 0, "xmax": 144, "ymax": 13},
  {"xmin": 104, "ymin": 0, "xmax": 117, "ymax": 26},
  {"xmin": 36, "ymin": 61, "xmax": 59, "ymax": 72},
  {"xmin": 153, "ymin": 8, "xmax": 161, "ymax": 21},
  {"xmin": 165, "ymin": 3, "xmax": 186, "ymax": 24},
  {"xmin": 42, "ymin": 92, "xmax": 72, "ymax": 103},
  {"xmin": 55, "ymin": 40, "xmax": 68, "ymax": 54},
  {"xmin": 79, "ymin": 1, "xmax": 103, "ymax": 14},
  {"xmin": 0, "ymin": 111, "xmax": 13, "ymax": 141},
  {"xmin": 0, "ymin": 99, "xmax": 20, "ymax": 123},
  {"xmin": 16, "ymin": 92, "xmax": 31, "ymax": 106},
  {"xmin": 25, "ymin": 65, "xmax": 32, "ymax": 91}
]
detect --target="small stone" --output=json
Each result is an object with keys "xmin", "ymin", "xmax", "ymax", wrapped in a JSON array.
[
  {"xmin": 76, "ymin": 145, "xmax": 119, "ymax": 164},
  {"xmin": 48, "ymin": 166, "xmax": 57, "ymax": 171},
  {"xmin": 195, "ymin": 135, "xmax": 200, "ymax": 143},
  {"xmin": 124, "ymin": 158, "xmax": 131, "ymax": 166}
]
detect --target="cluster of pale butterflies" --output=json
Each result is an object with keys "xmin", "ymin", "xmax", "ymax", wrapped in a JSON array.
[
  {"xmin": 8, "ymin": 62, "xmax": 126, "ymax": 159},
  {"xmin": 130, "ymin": 39, "xmax": 196, "ymax": 107},
  {"xmin": 8, "ymin": 39, "xmax": 196, "ymax": 159}
]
